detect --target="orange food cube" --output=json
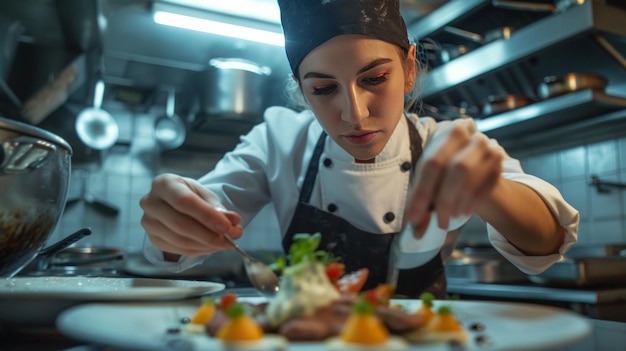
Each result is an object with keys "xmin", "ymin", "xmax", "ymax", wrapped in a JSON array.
[{"xmin": 341, "ymin": 314, "xmax": 389, "ymax": 344}]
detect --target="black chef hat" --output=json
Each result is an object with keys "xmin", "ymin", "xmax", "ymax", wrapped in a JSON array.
[{"xmin": 278, "ymin": 0, "xmax": 410, "ymax": 77}]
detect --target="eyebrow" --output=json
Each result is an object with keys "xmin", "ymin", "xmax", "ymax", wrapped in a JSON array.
[{"xmin": 302, "ymin": 58, "xmax": 394, "ymax": 80}]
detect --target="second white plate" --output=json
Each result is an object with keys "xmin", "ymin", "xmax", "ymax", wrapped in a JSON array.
[{"xmin": 0, "ymin": 276, "xmax": 224, "ymax": 328}]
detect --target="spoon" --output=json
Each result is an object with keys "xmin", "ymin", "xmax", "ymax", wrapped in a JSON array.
[{"xmin": 223, "ymin": 235, "xmax": 280, "ymax": 298}]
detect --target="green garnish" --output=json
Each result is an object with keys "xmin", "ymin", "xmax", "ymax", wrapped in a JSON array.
[
  {"xmin": 436, "ymin": 305, "xmax": 453, "ymax": 315},
  {"xmin": 226, "ymin": 302, "xmax": 246, "ymax": 319},
  {"xmin": 353, "ymin": 300, "xmax": 374, "ymax": 315},
  {"xmin": 419, "ymin": 292, "xmax": 435, "ymax": 307},
  {"xmin": 270, "ymin": 232, "xmax": 338, "ymax": 272},
  {"xmin": 200, "ymin": 296, "xmax": 215, "ymax": 305}
]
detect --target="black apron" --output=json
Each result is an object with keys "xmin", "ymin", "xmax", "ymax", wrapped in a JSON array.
[{"xmin": 282, "ymin": 118, "xmax": 446, "ymax": 298}]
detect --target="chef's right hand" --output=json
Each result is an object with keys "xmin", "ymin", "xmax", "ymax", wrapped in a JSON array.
[{"xmin": 140, "ymin": 173, "xmax": 243, "ymax": 259}]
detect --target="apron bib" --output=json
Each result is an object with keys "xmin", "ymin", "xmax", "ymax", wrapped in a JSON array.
[{"xmin": 282, "ymin": 118, "xmax": 446, "ymax": 298}]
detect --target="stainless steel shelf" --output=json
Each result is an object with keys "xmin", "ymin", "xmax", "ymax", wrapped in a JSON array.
[
  {"xmin": 421, "ymin": 1, "xmax": 626, "ymax": 98},
  {"xmin": 475, "ymin": 89, "xmax": 626, "ymax": 137},
  {"xmin": 407, "ymin": 0, "xmax": 489, "ymax": 40}
]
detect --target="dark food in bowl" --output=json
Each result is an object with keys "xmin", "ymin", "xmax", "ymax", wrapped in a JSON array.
[{"xmin": 0, "ymin": 208, "xmax": 57, "ymax": 277}]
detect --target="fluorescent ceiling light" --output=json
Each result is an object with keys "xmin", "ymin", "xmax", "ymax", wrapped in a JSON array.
[
  {"xmin": 154, "ymin": 11, "xmax": 284, "ymax": 47},
  {"xmin": 159, "ymin": 0, "xmax": 281, "ymax": 24}
]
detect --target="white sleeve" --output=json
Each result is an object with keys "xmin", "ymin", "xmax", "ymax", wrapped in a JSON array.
[
  {"xmin": 402, "ymin": 117, "xmax": 579, "ymax": 273},
  {"xmin": 488, "ymin": 157, "xmax": 579, "ymax": 275},
  {"xmin": 142, "ymin": 235, "xmax": 209, "ymax": 272},
  {"xmin": 141, "ymin": 106, "xmax": 306, "ymax": 271}
]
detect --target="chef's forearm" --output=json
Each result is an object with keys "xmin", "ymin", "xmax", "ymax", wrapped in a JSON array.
[{"xmin": 476, "ymin": 178, "xmax": 565, "ymax": 256}]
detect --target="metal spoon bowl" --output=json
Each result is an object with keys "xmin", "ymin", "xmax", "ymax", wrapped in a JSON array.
[{"xmin": 223, "ymin": 235, "xmax": 280, "ymax": 298}]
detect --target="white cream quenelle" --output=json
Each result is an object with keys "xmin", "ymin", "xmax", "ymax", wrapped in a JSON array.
[{"xmin": 265, "ymin": 261, "xmax": 341, "ymax": 327}]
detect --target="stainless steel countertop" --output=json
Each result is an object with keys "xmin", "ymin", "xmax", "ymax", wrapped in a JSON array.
[{"xmin": 447, "ymin": 281, "xmax": 626, "ymax": 304}]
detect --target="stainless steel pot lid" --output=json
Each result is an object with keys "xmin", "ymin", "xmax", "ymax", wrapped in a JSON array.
[{"xmin": 0, "ymin": 116, "xmax": 72, "ymax": 154}]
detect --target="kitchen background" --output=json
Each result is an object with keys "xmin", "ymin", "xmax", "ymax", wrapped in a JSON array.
[{"xmin": 2, "ymin": 0, "xmax": 626, "ymax": 256}]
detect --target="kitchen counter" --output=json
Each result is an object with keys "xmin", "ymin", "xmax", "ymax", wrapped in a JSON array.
[{"xmin": 447, "ymin": 281, "xmax": 626, "ymax": 323}]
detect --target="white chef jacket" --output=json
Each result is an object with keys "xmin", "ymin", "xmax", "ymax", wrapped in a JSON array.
[{"xmin": 144, "ymin": 106, "xmax": 579, "ymax": 275}]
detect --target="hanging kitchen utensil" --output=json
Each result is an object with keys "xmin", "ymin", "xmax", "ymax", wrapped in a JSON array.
[
  {"xmin": 154, "ymin": 88, "xmax": 186, "ymax": 150},
  {"xmin": 537, "ymin": 73, "xmax": 608, "ymax": 100},
  {"xmin": 75, "ymin": 80, "xmax": 119, "ymax": 150}
]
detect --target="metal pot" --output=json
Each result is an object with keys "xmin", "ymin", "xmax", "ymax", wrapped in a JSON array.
[
  {"xmin": 0, "ymin": 116, "xmax": 73, "ymax": 277},
  {"xmin": 482, "ymin": 94, "xmax": 534, "ymax": 117},
  {"xmin": 199, "ymin": 58, "xmax": 271, "ymax": 119},
  {"xmin": 537, "ymin": 73, "xmax": 608, "ymax": 99}
]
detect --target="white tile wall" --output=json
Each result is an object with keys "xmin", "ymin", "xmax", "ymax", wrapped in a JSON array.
[
  {"xmin": 49, "ymin": 105, "xmax": 626, "ymax": 254},
  {"xmin": 460, "ymin": 133, "xmax": 626, "ymax": 246}
]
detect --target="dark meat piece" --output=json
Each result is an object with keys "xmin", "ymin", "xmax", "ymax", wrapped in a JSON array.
[
  {"xmin": 376, "ymin": 305, "xmax": 425, "ymax": 334},
  {"xmin": 278, "ymin": 319, "xmax": 333, "ymax": 341},
  {"xmin": 278, "ymin": 300, "xmax": 352, "ymax": 341}
]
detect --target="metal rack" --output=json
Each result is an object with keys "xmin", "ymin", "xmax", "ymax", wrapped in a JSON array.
[{"xmin": 410, "ymin": 0, "xmax": 626, "ymax": 141}]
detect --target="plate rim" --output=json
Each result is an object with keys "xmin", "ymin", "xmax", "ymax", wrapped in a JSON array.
[{"xmin": 0, "ymin": 276, "xmax": 226, "ymax": 301}]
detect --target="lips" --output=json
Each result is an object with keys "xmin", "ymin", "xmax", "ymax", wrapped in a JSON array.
[{"xmin": 344, "ymin": 131, "xmax": 377, "ymax": 145}]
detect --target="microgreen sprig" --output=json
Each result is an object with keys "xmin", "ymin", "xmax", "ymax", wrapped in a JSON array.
[{"xmin": 270, "ymin": 232, "xmax": 338, "ymax": 272}]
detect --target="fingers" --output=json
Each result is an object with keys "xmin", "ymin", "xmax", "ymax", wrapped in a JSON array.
[
  {"xmin": 407, "ymin": 123, "xmax": 469, "ymax": 227},
  {"xmin": 407, "ymin": 124, "xmax": 503, "ymax": 234},
  {"xmin": 139, "ymin": 173, "xmax": 243, "ymax": 257}
]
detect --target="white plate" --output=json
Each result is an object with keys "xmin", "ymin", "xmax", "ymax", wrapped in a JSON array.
[
  {"xmin": 57, "ymin": 297, "xmax": 592, "ymax": 351},
  {"xmin": 0, "ymin": 277, "xmax": 224, "ymax": 328}
]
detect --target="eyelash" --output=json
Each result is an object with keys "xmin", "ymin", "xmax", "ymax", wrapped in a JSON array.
[{"xmin": 311, "ymin": 73, "xmax": 389, "ymax": 96}]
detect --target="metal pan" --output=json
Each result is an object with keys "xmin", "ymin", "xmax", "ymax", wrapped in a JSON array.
[
  {"xmin": 421, "ymin": 38, "xmax": 474, "ymax": 66},
  {"xmin": 51, "ymin": 246, "xmax": 123, "ymax": 267},
  {"xmin": 537, "ymin": 73, "xmax": 608, "ymax": 99},
  {"xmin": 482, "ymin": 95, "xmax": 534, "ymax": 117}
]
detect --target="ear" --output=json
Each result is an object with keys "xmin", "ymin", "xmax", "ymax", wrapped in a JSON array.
[{"xmin": 404, "ymin": 44, "xmax": 417, "ymax": 94}]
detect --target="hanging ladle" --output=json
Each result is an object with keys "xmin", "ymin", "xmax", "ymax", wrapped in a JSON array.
[
  {"xmin": 75, "ymin": 80, "xmax": 119, "ymax": 150},
  {"xmin": 154, "ymin": 88, "xmax": 186, "ymax": 150}
]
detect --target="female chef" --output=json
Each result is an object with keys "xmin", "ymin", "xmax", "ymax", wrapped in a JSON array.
[{"xmin": 140, "ymin": 0, "xmax": 579, "ymax": 297}]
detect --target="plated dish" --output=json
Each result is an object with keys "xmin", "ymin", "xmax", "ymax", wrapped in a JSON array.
[
  {"xmin": 57, "ymin": 298, "xmax": 592, "ymax": 351},
  {"xmin": 0, "ymin": 276, "xmax": 224, "ymax": 328},
  {"xmin": 57, "ymin": 234, "xmax": 591, "ymax": 350}
]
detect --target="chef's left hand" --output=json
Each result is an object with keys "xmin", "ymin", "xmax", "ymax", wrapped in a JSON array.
[{"xmin": 406, "ymin": 119, "xmax": 504, "ymax": 238}]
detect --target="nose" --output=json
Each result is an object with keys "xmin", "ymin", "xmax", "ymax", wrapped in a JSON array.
[{"xmin": 341, "ymin": 85, "xmax": 369, "ymax": 123}]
